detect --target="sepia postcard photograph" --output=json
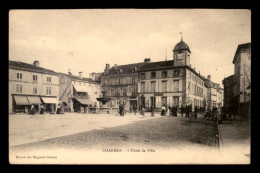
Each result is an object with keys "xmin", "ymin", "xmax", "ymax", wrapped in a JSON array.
[{"xmin": 8, "ymin": 9, "xmax": 251, "ymax": 164}]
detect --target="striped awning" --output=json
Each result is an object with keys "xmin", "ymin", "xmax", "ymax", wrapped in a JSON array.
[
  {"xmin": 27, "ymin": 96, "xmax": 42, "ymax": 104},
  {"xmin": 13, "ymin": 95, "xmax": 30, "ymax": 105},
  {"xmin": 41, "ymin": 97, "xmax": 57, "ymax": 104}
]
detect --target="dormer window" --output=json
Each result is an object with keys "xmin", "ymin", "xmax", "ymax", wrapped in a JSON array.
[
  {"xmin": 141, "ymin": 73, "xmax": 146, "ymax": 80},
  {"xmin": 151, "ymin": 72, "xmax": 156, "ymax": 79},
  {"xmin": 162, "ymin": 71, "xmax": 167, "ymax": 78}
]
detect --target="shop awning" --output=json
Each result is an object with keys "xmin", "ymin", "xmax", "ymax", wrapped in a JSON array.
[
  {"xmin": 13, "ymin": 95, "xmax": 30, "ymax": 105},
  {"xmin": 41, "ymin": 97, "xmax": 57, "ymax": 104},
  {"xmin": 27, "ymin": 96, "xmax": 42, "ymax": 104},
  {"xmin": 96, "ymin": 97, "xmax": 111, "ymax": 103},
  {"xmin": 74, "ymin": 98, "xmax": 93, "ymax": 105},
  {"xmin": 72, "ymin": 84, "xmax": 90, "ymax": 93}
]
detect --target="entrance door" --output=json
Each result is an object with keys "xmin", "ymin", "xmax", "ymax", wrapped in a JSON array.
[{"xmin": 130, "ymin": 100, "xmax": 137, "ymax": 113}]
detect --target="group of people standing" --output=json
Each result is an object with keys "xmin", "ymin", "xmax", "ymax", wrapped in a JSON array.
[
  {"xmin": 28, "ymin": 104, "xmax": 64, "ymax": 115},
  {"xmin": 160, "ymin": 104, "xmax": 193, "ymax": 117}
]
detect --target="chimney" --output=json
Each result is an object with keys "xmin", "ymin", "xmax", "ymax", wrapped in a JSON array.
[
  {"xmin": 144, "ymin": 58, "xmax": 151, "ymax": 63},
  {"xmin": 33, "ymin": 60, "xmax": 39, "ymax": 67},
  {"xmin": 79, "ymin": 72, "xmax": 83, "ymax": 79},
  {"xmin": 207, "ymin": 75, "xmax": 211, "ymax": 81},
  {"xmin": 68, "ymin": 69, "xmax": 72, "ymax": 75},
  {"xmin": 106, "ymin": 64, "xmax": 110, "ymax": 70},
  {"xmin": 114, "ymin": 64, "xmax": 117, "ymax": 70}
]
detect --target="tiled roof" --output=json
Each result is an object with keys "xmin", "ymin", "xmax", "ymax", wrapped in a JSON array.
[
  {"xmin": 103, "ymin": 62, "xmax": 146, "ymax": 76},
  {"xmin": 60, "ymin": 72, "xmax": 99, "ymax": 83},
  {"xmin": 139, "ymin": 60, "xmax": 174, "ymax": 71},
  {"xmin": 9, "ymin": 60, "xmax": 58, "ymax": 74}
]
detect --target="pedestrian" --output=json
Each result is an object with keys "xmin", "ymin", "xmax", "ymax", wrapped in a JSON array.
[
  {"xmin": 175, "ymin": 106, "xmax": 178, "ymax": 116},
  {"xmin": 161, "ymin": 105, "xmax": 166, "ymax": 116},
  {"xmin": 56, "ymin": 105, "xmax": 61, "ymax": 114},
  {"xmin": 194, "ymin": 106, "xmax": 198, "ymax": 119},
  {"xmin": 180, "ymin": 105, "xmax": 184, "ymax": 116},
  {"xmin": 40, "ymin": 105, "xmax": 44, "ymax": 114},
  {"xmin": 151, "ymin": 106, "xmax": 154, "ymax": 117},
  {"xmin": 29, "ymin": 105, "xmax": 37, "ymax": 115},
  {"xmin": 185, "ymin": 105, "xmax": 190, "ymax": 118},
  {"xmin": 168, "ymin": 105, "xmax": 172, "ymax": 116},
  {"xmin": 119, "ymin": 103, "xmax": 122, "ymax": 116},
  {"xmin": 50, "ymin": 105, "xmax": 55, "ymax": 114},
  {"xmin": 141, "ymin": 106, "xmax": 145, "ymax": 116},
  {"xmin": 133, "ymin": 105, "xmax": 137, "ymax": 115}
]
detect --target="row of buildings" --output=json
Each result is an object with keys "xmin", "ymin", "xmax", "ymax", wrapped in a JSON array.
[
  {"xmin": 100, "ymin": 38, "xmax": 224, "ymax": 112},
  {"xmin": 8, "ymin": 60, "xmax": 102, "ymax": 114},
  {"xmin": 222, "ymin": 42, "xmax": 251, "ymax": 116},
  {"xmin": 9, "ymin": 38, "xmax": 224, "ymax": 114}
]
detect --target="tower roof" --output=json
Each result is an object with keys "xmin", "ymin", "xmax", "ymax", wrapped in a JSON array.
[{"xmin": 173, "ymin": 40, "xmax": 191, "ymax": 53}]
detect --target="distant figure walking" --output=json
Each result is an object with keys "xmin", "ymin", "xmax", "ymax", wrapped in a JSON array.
[
  {"xmin": 40, "ymin": 105, "xmax": 44, "ymax": 114},
  {"xmin": 29, "ymin": 105, "xmax": 37, "ymax": 115},
  {"xmin": 161, "ymin": 105, "xmax": 166, "ymax": 116},
  {"xmin": 133, "ymin": 105, "xmax": 137, "ymax": 115},
  {"xmin": 180, "ymin": 105, "xmax": 184, "ymax": 116},
  {"xmin": 151, "ymin": 106, "xmax": 154, "ymax": 117}
]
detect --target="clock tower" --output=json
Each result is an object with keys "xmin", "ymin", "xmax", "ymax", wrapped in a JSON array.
[{"xmin": 173, "ymin": 38, "xmax": 191, "ymax": 66}]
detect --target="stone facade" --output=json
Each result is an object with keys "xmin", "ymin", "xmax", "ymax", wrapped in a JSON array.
[{"xmin": 9, "ymin": 60, "xmax": 59, "ymax": 114}]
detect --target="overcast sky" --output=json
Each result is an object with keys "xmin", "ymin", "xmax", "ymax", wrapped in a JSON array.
[{"xmin": 9, "ymin": 9, "xmax": 251, "ymax": 86}]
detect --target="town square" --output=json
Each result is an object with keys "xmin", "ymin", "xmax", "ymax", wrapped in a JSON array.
[{"xmin": 9, "ymin": 9, "xmax": 251, "ymax": 164}]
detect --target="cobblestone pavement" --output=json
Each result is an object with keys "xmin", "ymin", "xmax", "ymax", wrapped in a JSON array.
[
  {"xmin": 10, "ymin": 113, "xmax": 217, "ymax": 151},
  {"xmin": 9, "ymin": 112, "xmax": 161, "ymax": 147},
  {"xmin": 9, "ymin": 113, "xmax": 250, "ymax": 164},
  {"xmin": 218, "ymin": 119, "xmax": 251, "ymax": 162}
]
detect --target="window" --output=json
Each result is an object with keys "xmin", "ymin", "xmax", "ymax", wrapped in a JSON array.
[
  {"xmin": 141, "ymin": 82, "xmax": 145, "ymax": 93},
  {"xmin": 151, "ymin": 72, "xmax": 156, "ymax": 79},
  {"xmin": 47, "ymin": 77, "xmax": 51, "ymax": 82},
  {"xmin": 33, "ymin": 86, "xmax": 37, "ymax": 94},
  {"xmin": 123, "ymin": 89, "xmax": 127, "ymax": 96},
  {"xmin": 17, "ymin": 73, "xmax": 22, "ymax": 80},
  {"xmin": 46, "ymin": 87, "xmax": 51, "ymax": 95},
  {"xmin": 151, "ymin": 81, "xmax": 156, "ymax": 92},
  {"xmin": 131, "ymin": 87, "xmax": 136, "ymax": 96},
  {"xmin": 173, "ymin": 70, "xmax": 179, "ymax": 77},
  {"xmin": 141, "ymin": 73, "xmax": 146, "ymax": 80},
  {"xmin": 162, "ymin": 71, "xmax": 167, "ymax": 78},
  {"xmin": 131, "ymin": 77, "xmax": 135, "ymax": 84},
  {"xmin": 33, "ymin": 75, "xmax": 38, "ymax": 82},
  {"xmin": 151, "ymin": 97, "xmax": 156, "ymax": 108},
  {"xmin": 161, "ymin": 97, "xmax": 167, "ymax": 106},
  {"xmin": 173, "ymin": 80, "xmax": 179, "ymax": 92},
  {"xmin": 16, "ymin": 84, "xmax": 22, "ymax": 93},
  {"xmin": 162, "ymin": 81, "xmax": 167, "ymax": 92},
  {"xmin": 173, "ymin": 96, "xmax": 179, "ymax": 106},
  {"xmin": 104, "ymin": 79, "xmax": 107, "ymax": 84},
  {"xmin": 115, "ymin": 88, "xmax": 120, "ymax": 97},
  {"xmin": 118, "ymin": 78, "xmax": 121, "ymax": 84}
]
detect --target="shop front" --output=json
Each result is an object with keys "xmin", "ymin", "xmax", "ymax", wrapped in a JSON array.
[
  {"xmin": 41, "ymin": 97, "xmax": 58, "ymax": 113},
  {"xmin": 72, "ymin": 98, "xmax": 93, "ymax": 113},
  {"xmin": 27, "ymin": 96, "xmax": 42, "ymax": 112},
  {"xmin": 13, "ymin": 95, "xmax": 30, "ymax": 113}
]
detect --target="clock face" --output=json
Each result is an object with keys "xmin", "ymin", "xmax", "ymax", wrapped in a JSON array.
[{"xmin": 177, "ymin": 52, "xmax": 184, "ymax": 60}]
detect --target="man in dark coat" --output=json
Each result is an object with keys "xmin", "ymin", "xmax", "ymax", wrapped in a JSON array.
[
  {"xmin": 29, "ymin": 105, "xmax": 37, "ymax": 115},
  {"xmin": 180, "ymin": 105, "xmax": 184, "ymax": 116}
]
